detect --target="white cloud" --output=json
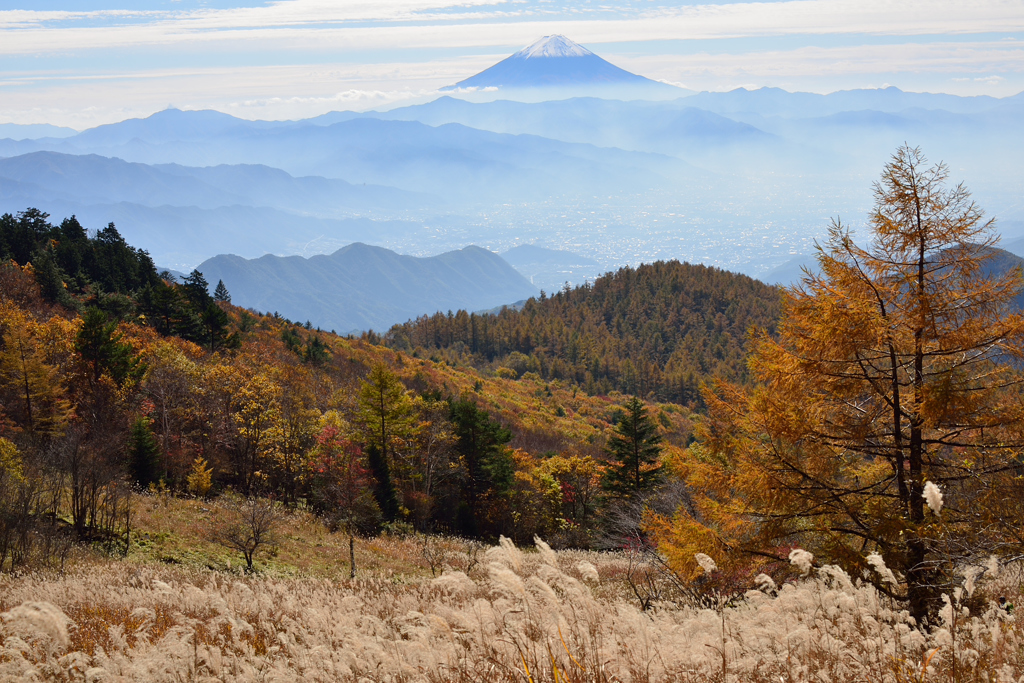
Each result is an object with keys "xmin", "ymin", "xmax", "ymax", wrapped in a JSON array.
[
  {"xmin": 0, "ymin": 0, "xmax": 509, "ymax": 32},
  {"xmin": 2, "ymin": 0, "xmax": 1023, "ymax": 55},
  {"xmin": 619, "ymin": 40, "xmax": 1024, "ymax": 82},
  {"xmin": 0, "ymin": 9, "xmax": 166, "ymax": 29},
  {"xmin": 2, "ymin": 0, "xmax": 1022, "ymax": 125}
]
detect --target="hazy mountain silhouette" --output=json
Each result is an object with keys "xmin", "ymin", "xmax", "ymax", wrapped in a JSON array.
[
  {"xmin": 501, "ymin": 244, "xmax": 604, "ymax": 292},
  {"xmin": 448, "ymin": 35, "xmax": 683, "ymax": 100},
  {"xmin": 2, "ymin": 85, "xmax": 1021, "ymax": 279},
  {"xmin": 0, "ymin": 151, "xmax": 432, "ymax": 213},
  {"xmin": 0, "ymin": 123, "xmax": 78, "ymax": 141},
  {"xmin": 0, "ymin": 113, "xmax": 698, "ymax": 203},
  {"xmin": 197, "ymin": 243, "xmax": 539, "ymax": 333},
  {"xmin": 370, "ymin": 96, "xmax": 773, "ymax": 156},
  {"xmin": 685, "ymin": 86, "xmax": 1008, "ymax": 118}
]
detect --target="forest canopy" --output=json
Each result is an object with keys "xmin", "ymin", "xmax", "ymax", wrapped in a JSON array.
[{"xmin": 385, "ymin": 260, "xmax": 782, "ymax": 404}]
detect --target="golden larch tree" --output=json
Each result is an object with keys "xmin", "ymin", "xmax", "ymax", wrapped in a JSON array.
[{"xmin": 684, "ymin": 146, "xmax": 1024, "ymax": 621}]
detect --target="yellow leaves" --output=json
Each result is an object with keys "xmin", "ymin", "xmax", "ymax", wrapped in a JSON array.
[
  {"xmin": 318, "ymin": 409, "xmax": 350, "ymax": 436},
  {"xmin": 356, "ymin": 362, "xmax": 413, "ymax": 454},
  {"xmin": 649, "ymin": 512, "xmax": 727, "ymax": 582},
  {"xmin": 148, "ymin": 338, "xmax": 202, "ymax": 378},
  {"xmin": 0, "ymin": 437, "xmax": 24, "ymax": 485},
  {"xmin": 186, "ymin": 456, "xmax": 213, "ymax": 498},
  {"xmin": 536, "ymin": 453, "xmax": 600, "ymax": 481},
  {"xmin": 0, "ymin": 305, "xmax": 75, "ymax": 436},
  {"xmin": 233, "ymin": 371, "xmax": 282, "ymax": 442}
]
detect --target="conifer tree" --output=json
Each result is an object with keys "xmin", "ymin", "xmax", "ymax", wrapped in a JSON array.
[
  {"xmin": 694, "ymin": 146, "xmax": 1024, "ymax": 621},
  {"xmin": 602, "ymin": 396, "xmax": 663, "ymax": 497},
  {"xmin": 187, "ymin": 456, "xmax": 213, "ymax": 498},
  {"xmin": 365, "ymin": 443, "xmax": 400, "ymax": 522},
  {"xmin": 303, "ymin": 335, "xmax": 330, "ymax": 366},
  {"xmin": 0, "ymin": 318, "xmax": 72, "ymax": 436},
  {"xmin": 356, "ymin": 363, "xmax": 412, "ymax": 521},
  {"xmin": 75, "ymin": 308, "xmax": 145, "ymax": 385},
  {"xmin": 202, "ymin": 301, "xmax": 237, "ymax": 352},
  {"xmin": 448, "ymin": 397, "xmax": 513, "ymax": 536},
  {"xmin": 127, "ymin": 417, "xmax": 162, "ymax": 487},
  {"xmin": 182, "ymin": 270, "xmax": 211, "ymax": 306},
  {"xmin": 213, "ymin": 279, "xmax": 231, "ymax": 303}
]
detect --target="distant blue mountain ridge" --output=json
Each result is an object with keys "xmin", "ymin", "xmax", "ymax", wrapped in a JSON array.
[
  {"xmin": 0, "ymin": 37, "xmax": 1020, "ymax": 288},
  {"xmin": 197, "ymin": 243, "xmax": 540, "ymax": 334}
]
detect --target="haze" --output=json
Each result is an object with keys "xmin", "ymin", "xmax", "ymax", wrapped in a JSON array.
[{"xmin": 2, "ymin": 1, "xmax": 1023, "ymax": 303}]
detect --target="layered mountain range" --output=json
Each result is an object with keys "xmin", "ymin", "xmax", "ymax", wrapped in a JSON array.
[{"xmin": 1, "ymin": 35, "xmax": 1022, "ymax": 330}]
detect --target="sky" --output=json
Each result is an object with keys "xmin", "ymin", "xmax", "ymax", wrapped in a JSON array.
[{"xmin": 1, "ymin": 0, "xmax": 1023, "ymax": 129}]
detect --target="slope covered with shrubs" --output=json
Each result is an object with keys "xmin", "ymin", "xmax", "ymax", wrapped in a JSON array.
[{"xmin": 0, "ymin": 208, "xmax": 694, "ymax": 575}]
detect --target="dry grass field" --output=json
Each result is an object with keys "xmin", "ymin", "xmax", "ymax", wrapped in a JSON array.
[{"xmin": 3, "ymin": 498, "xmax": 1024, "ymax": 683}]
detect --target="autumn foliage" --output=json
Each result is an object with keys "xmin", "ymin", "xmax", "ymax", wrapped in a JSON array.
[
  {"xmin": 4, "ymin": 144, "xmax": 1023, "ymax": 675},
  {"xmin": 0, "ymin": 212, "xmax": 694, "ymax": 570},
  {"xmin": 667, "ymin": 146, "xmax": 1024, "ymax": 621}
]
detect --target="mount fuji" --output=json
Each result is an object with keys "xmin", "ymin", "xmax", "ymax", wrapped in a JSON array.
[{"xmin": 445, "ymin": 36, "xmax": 686, "ymax": 101}]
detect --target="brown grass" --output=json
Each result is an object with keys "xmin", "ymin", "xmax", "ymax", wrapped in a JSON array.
[
  {"xmin": 3, "ymin": 539, "xmax": 1024, "ymax": 682},
  {"xmin": 2, "ymin": 496, "xmax": 1023, "ymax": 682}
]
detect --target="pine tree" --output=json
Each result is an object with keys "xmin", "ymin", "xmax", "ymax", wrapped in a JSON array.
[
  {"xmin": 303, "ymin": 335, "xmax": 330, "ymax": 366},
  {"xmin": 182, "ymin": 270, "xmax": 210, "ymax": 303},
  {"xmin": 75, "ymin": 308, "xmax": 145, "ymax": 384},
  {"xmin": 602, "ymin": 396, "xmax": 662, "ymax": 497},
  {"xmin": 202, "ymin": 301, "xmax": 237, "ymax": 352},
  {"xmin": 448, "ymin": 397, "xmax": 513, "ymax": 536},
  {"xmin": 127, "ymin": 417, "xmax": 162, "ymax": 486},
  {"xmin": 213, "ymin": 279, "xmax": 231, "ymax": 303},
  {"xmin": 365, "ymin": 443, "xmax": 400, "ymax": 522}
]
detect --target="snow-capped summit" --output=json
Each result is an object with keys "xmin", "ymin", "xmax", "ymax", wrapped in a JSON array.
[
  {"xmin": 444, "ymin": 35, "xmax": 685, "ymax": 101},
  {"xmin": 440, "ymin": 35, "xmax": 679, "ymax": 100},
  {"xmin": 514, "ymin": 35, "xmax": 594, "ymax": 59}
]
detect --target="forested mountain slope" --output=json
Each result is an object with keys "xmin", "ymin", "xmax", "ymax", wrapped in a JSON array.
[
  {"xmin": 385, "ymin": 260, "xmax": 783, "ymax": 404},
  {"xmin": 0, "ymin": 207, "xmax": 694, "ymax": 548}
]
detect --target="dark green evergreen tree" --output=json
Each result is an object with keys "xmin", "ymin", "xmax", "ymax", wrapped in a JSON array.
[
  {"xmin": 602, "ymin": 396, "xmax": 663, "ymax": 496},
  {"xmin": 75, "ymin": 308, "xmax": 145, "ymax": 385},
  {"xmin": 449, "ymin": 397, "xmax": 513, "ymax": 536},
  {"xmin": 0, "ymin": 208, "xmax": 51, "ymax": 265},
  {"xmin": 213, "ymin": 279, "xmax": 231, "ymax": 303},
  {"xmin": 127, "ymin": 417, "xmax": 162, "ymax": 486},
  {"xmin": 167, "ymin": 271, "xmax": 235, "ymax": 351},
  {"xmin": 32, "ymin": 250, "xmax": 68, "ymax": 303},
  {"xmin": 281, "ymin": 327, "xmax": 302, "ymax": 354},
  {"xmin": 91, "ymin": 223, "xmax": 155, "ymax": 294},
  {"xmin": 365, "ymin": 443, "xmax": 400, "ymax": 522},
  {"xmin": 52, "ymin": 215, "xmax": 90, "ymax": 286},
  {"xmin": 303, "ymin": 335, "xmax": 330, "ymax": 366},
  {"xmin": 202, "ymin": 301, "xmax": 238, "ymax": 352},
  {"xmin": 182, "ymin": 270, "xmax": 211, "ymax": 306}
]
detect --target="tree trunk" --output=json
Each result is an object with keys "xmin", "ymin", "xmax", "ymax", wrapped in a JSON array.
[{"xmin": 349, "ymin": 535, "xmax": 356, "ymax": 579}]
